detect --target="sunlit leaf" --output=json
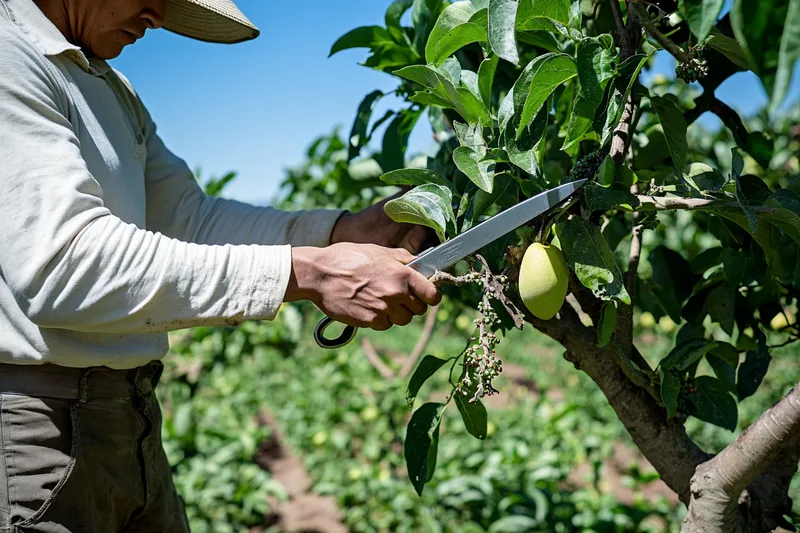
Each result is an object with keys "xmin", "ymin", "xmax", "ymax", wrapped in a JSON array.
[
  {"xmin": 489, "ymin": 0, "xmax": 521, "ymax": 65},
  {"xmin": 405, "ymin": 402, "xmax": 445, "ymax": 495}
]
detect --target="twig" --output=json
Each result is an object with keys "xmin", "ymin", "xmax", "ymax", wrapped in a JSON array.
[
  {"xmin": 361, "ymin": 337, "xmax": 395, "ymax": 380},
  {"xmin": 635, "ymin": 195, "xmax": 781, "ymax": 214},
  {"xmin": 617, "ymin": 185, "xmax": 642, "ymax": 356},
  {"xmin": 770, "ymin": 336, "xmax": 800, "ymax": 349},
  {"xmin": 629, "ymin": 1, "xmax": 691, "ymax": 63},
  {"xmin": 400, "ymin": 304, "xmax": 440, "ymax": 378}
]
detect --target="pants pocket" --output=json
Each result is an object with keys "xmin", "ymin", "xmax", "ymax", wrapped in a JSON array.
[{"xmin": 0, "ymin": 395, "xmax": 79, "ymax": 529}]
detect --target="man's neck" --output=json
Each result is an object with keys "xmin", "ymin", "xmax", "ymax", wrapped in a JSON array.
[{"xmin": 33, "ymin": 0, "xmax": 77, "ymax": 45}]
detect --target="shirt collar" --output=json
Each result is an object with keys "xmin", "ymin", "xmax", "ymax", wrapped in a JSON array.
[{"xmin": 3, "ymin": 0, "xmax": 110, "ymax": 75}]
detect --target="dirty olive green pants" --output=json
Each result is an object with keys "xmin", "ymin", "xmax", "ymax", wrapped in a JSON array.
[{"xmin": 0, "ymin": 361, "xmax": 190, "ymax": 533}]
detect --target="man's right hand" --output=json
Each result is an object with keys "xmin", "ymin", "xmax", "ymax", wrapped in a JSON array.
[{"xmin": 284, "ymin": 244, "xmax": 442, "ymax": 330}]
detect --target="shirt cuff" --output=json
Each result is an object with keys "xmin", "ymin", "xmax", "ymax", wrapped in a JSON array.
[
  {"xmin": 288, "ymin": 209, "xmax": 348, "ymax": 248},
  {"xmin": 245, "ymin": 244, "xmax": 293, "ymax": 321}
]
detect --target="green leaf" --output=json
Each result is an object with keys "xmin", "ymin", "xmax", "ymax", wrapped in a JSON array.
[
  {"xmin": 602, "ymin": 53, "xmax": 652, "ymax": 146},
  {"xmin": 379, "ymin": 109, "xmax": 423, "ymax": 172},
  {"xmin": 517, "ymin": 0, "xmax": 571, "ymax": 33},
  {"xmin": 689, "ymin": 376, "xmax": 739, "ymax": 431},
  {"xmin": 707, "ymin": 285, "xmax": 736, "ymax": 336},
  {"xmin": 385, "ymin": 0, "xmax": 414, "ymax": 44},
  {"xmin": 772, "ymin": 0, "xmax": 800, "ymax": 111},
  {"xmin": 661, "ymin": 338, "xmax": 719, "ymax": 372},
  {"xmin": 706, "ymin": 27, "xmax": 752, "ymax": 70},
  {"xmin": 381, "ymin": 168, "xmax": 456, "ymax": 192},
  {"xmin": 426, "ymin": 2, "xmax": 488, "ymax": 65},
  {"xmin": 659, "ymin": 368, "xmax": 680, "ymax": 419},
  {"xmin": 454, "ymin": 121, "xmax": 487, "ymax": 152},
  {"xmin": 330, "ymin": 26, "xmax": 396, "ymax": 56},
  {"xmin": 405, "ymin": 402, "xmax": 445, "ymax": 495},
  {"xmin": 455, "ymin": 395, "xmax": 488, "ymax": 439},
  {"xmin": 348, "ymin": 90, "xmax": 384, "ymax": 162},
  {"xmin": 407, "ymin": 355, "xmax": 449, "ymax": 407},
  {"xmin": 721, "ymin": 249, "xmax": 747, "ymax": 286},
  {"xmin": 471, "ymin": 174, "xmax": 512, "ymax": 223},
  {"xmin": 731, "ymin": 0, "xmax": 790, "ymax": 105},
  {"xmin": 597, "ymin": 301, "xmax": 617, "ymax": 348},
  {"xmin": 489, "ymin": 0, "xmax": 521, "ymax": 65},
  {"xmin": 737, "ymin": 334, "xmax": 771, "ymax": 400},
  {"xmin": 584, "ymin": 182, "xmax": 637, "ymax": 213},
  {"xmin": 517, "ymin": 54, "xmax": 577, "ymax": 137},
  {"xmin": 556, "ymin": 217, "xmax": 631, "ymax": 304},
  {"xmin": 504, "ymin": 104, "xmax": 548, "ymax": 175},
  {"xmin": 384, "ymin": 183, "xmax": 455, "ymax": 242},
  {"xmin": 686, "ymin": 163, "xmax": 726, "ymax": 192},
  {"xmin": 679, "ymin": 0, "xmax": 724, "ymax": 42},
  {"xmin": 478, "ymin": 56, "xmax": 501, "ymax": 108},
  {"xmin": 454, "ymin": 146, "xmax": 496, "ymax": 192},
  {"xmin": 489, "ymin": 516, "xmax": 540, "ymax": 533},
  {"xmin": 691, "ymin": 247, "xmax": 723, "ymax": 274},
  {"xmin": 596, "ymin": 155, "xmax": 616, "ymax": 186},
  {"xmin": 648, "ymin": 246, "xmax": 694, "ymax": 323},
  {"xmin": 412, "ymin": 0, "xmax": 447, "ymax": 57},
  {"xmin": 650, "ymin": 95, "xmax": 688, "ymax": 176}
]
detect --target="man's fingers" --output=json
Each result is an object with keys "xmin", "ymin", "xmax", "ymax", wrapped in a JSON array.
[
  {"xmin": 389, "ymin": 247, "xmax": 416, "ymax": 264},
  {"xmin": 404, "ymin": 294, "xmax": 428, "ymax": 316},
  {"xmin": 388, "ymin": 307, "xmax": 414, "ymax": 327},
  {"xmin": 407, "ymin": 270, "xmax": 442, "ymax": 306}
]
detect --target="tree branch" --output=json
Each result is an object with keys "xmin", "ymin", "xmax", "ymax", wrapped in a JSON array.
[
  {"xmin": 684, "ymin": 383, "xmax": 800, "ymax": 533},
  {"xmin": 635, "ymin": 195, "xmax": 781, "ymax": 214},
  {"xmin": 630, "ymin": 1, "xmax": 691, "ymax": 63},
  {"xmin": 519, "ymin": 292, "xmax": 708, "ymax": 504}
]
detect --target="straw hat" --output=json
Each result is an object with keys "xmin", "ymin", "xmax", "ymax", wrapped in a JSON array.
[{"xmin": 163, "ymin": 0, "xmax": 259, "ymax": 44}]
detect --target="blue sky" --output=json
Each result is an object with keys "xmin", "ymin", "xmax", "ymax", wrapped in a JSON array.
[{"xmin": 111, "ymin": 1, "xmax": 799, "ymax": 205}]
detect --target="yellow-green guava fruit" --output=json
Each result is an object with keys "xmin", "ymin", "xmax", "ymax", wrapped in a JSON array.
[{"xmin": 518, "ymin": 243, "xmax": 569, "ymax": 320}]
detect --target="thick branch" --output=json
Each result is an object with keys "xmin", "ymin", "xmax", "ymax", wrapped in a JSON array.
[
  {"xmin": 684, "ymin": 383, "xmax": 800, "ymax": 533},
  {"xmin": 520, "ymin": 292, "xmax": 708, "ymax": 503}
]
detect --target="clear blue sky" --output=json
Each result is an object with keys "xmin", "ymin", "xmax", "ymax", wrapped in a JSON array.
[{"xmin": 111, "ymin": 1, "xmax": 799, "ymax": 205}]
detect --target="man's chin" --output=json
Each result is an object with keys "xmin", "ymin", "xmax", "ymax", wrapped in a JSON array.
[{"xmin": 86, "ymin": 41, "xmax": 128, "ymax": 61}]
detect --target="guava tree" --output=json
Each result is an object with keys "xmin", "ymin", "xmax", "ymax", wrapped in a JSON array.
[{"xmin": 327, "ymin": 0, "xmax": 800, "ymax": 530}]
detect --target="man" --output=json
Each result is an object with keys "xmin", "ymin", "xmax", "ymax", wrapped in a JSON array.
[{"xmin": 0, "ymin": 0, "xmax": 441, "ymax": 531}]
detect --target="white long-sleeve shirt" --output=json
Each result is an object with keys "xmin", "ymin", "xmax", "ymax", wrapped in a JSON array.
[{"xmin": 0, "ymin": 0, "xmax": 345, "ymax": 369}]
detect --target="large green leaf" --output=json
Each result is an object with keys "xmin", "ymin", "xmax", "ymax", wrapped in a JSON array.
[
  {"xmin": 489, "ymin": 0, "xmax": 521, "ymax": 65},
  {"xmin": 455, "ymin": 395, "xmax": 488, "ymax": 439},
  {"xmin": 660, "ymin": 338, "xmax": 719, "ymax": 371},
  {"xmin": 730, "ymin": 0, "xmax": 789, "ymax": 104},
  {"xmin": 397, "ymin": 64, "xmax": 490, "ymax": 124},
  {"xmin": 650, "ymin": 95, "xmax": 688, "ymax": 176},
  {"xmin": 407, "ymin": 355, "xmax": 449, "ymax": 407},
  {"xmin": 478, "ymin": 56, "xmax": 500, "ymax": 108},
  {"xmin": 329, "ymin": 26, "xmax": 396, "ymax": 56},
  {"xmin": 348, "ymin": 90, "xmax": 384, "ymax": 162},
  {"xmin": 660, "ymin": 368, "xmax": 680, "ymax": 419},
  {"xmin": 504, "ymin": 104, "xmax": 548, "ymax": 174},
  {"xmin": 773, "ymin": 0, "xmax": 800, "ymax": 111},
  {"xmin": 597, "ymin": 301, "xmax": 617, "ymax": 348},
  {"xmin": 380, "ymin": 168, "xmax": 456, "ymax": 193},
  {"xmin": 412, "ymin": 0, "xmax": 447, "ymax": 57},
  {"xmin": 737, "ymin": 334, "xmax": 772, "ymax": 400},
  {"xmin": 404, "ymin": 402, "xmax": 445, "ymax": 495},
  {"xmin": 384, "ymin": 183, "xmax": 455, "ymax": 242},
  {"xmin": 706, "ymin": 27, "xmax": 752, "ymax": 71},
  {"xmin": 679, "ymin": 0, "xmax": 724, "ymax": 42},
  {"xmin": 602, "ymin": 53, "xmax": 652, "ymax": 146},
  {"xmin": 385, "ymin": 0, "xmax": 414, "ymax": 44},
  {"xmin": 426, "ymin": 2, "xmax": 489, "ymax": 65},
  {"xmin": 454, "ymin": 146, "xmax": 496, "ymax": 192},
  {"xmin": 516, "ymin": 0, "xmax": 571, "ymax": 35},
  {"xmin": 517, "ymin": 54, "xmax": 577, "ymax": 138},
  {"xmin": 689, "ymin": 376, "xmax": 739, "ymax": 431},
  {"xmin": 556, "ymin": 217, "xmax": 631, "ymax": 304},
  {"xmin": 563, "ymin": 36, "xmax": 618, "ymax": 150},
  {"xmin": 648, "ymin": 246, "xmax": 694, "ymax": 322},
  {"xmin": 379, "ymin": 108, "xmax": 423, "ymax": 172}
]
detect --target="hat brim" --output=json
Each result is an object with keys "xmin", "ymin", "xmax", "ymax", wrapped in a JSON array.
[{"xmin": 163, "ymin": 0, "xmax": 260, "ymax": 44}]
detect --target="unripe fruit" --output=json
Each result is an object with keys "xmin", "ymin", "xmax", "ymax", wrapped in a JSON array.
[{"xmin": 518, "ymin": 243, "xmax": 569, "ymax": 320}]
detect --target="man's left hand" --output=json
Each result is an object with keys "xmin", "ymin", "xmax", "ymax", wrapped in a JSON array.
[{"xmin": 330, "ymin": 191, "xmax": 438, "ymax": 254}]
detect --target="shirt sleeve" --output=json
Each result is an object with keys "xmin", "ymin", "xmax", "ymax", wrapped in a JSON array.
[
  {"xmin": 111, "ymin": 70, "xmax": 347, "ymax": 248},
  {"xmin": 0, "ymin": 35, "xmax": 293, "ymax": 334}
]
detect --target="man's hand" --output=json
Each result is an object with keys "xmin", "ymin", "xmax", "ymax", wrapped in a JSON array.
[
  {"xmin": 330, "ymin": 191, "xmax": 438, "ymax": 254},
  {"xmin": 285, "ymin": 244, "xmax": 442, "ymax": 330}
]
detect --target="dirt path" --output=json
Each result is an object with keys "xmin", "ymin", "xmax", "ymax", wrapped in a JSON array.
[{"xmin": 252, "ymin": 411, "xmax": 348, "ymax": 533}]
